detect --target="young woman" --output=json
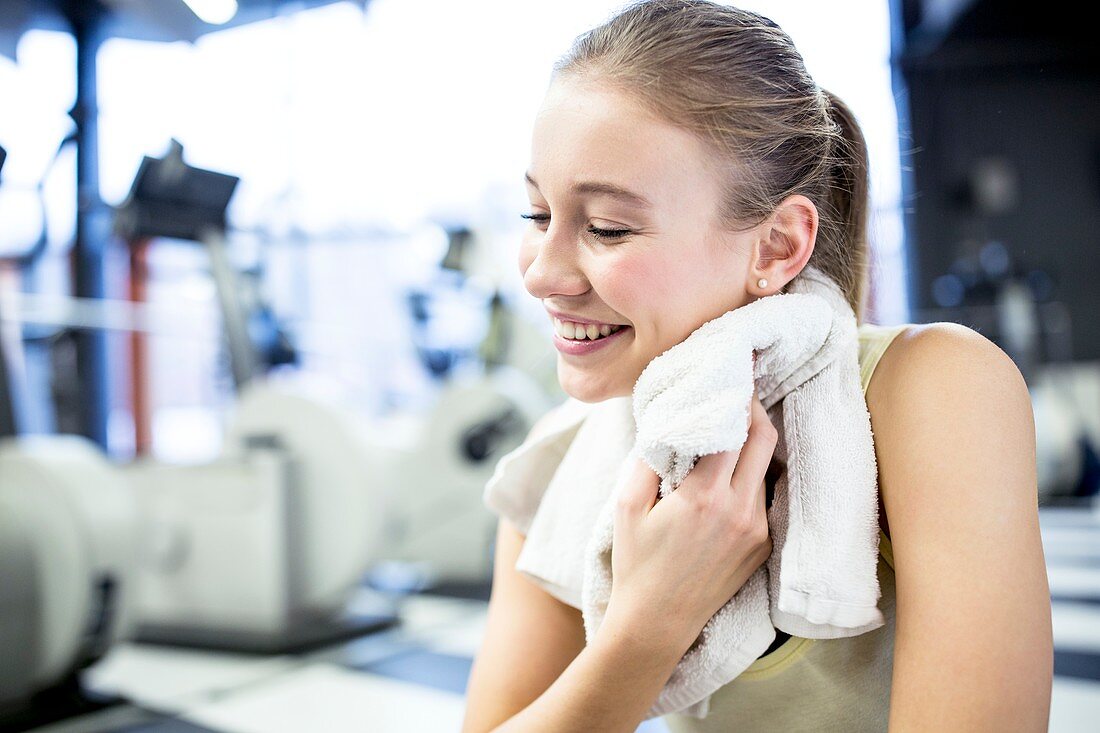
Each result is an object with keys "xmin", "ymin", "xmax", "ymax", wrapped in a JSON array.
[{"xmin": 463, "ymin": 2, "xmax": 1052, "ymax": 730}]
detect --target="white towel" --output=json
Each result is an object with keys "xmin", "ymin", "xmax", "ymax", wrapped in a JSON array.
[{"xmin": 580, "ymin": 264, "xmax": 884, "ymax": 719}]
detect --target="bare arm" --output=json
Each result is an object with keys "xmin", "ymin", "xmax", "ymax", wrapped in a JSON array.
[
  {"xmin": 462, "ymin": 519, "xmax": 692, "ymax": 733},
  {"xmin": 492, "ymin": 588, "xmax": 692, "ymax": 732},
  {"xmin": 868, "ymin": 323, "xmax": 1053, "ymax": 731}
]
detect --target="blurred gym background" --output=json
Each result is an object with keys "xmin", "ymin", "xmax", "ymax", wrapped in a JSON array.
[{"xmin": 0, "ymin": 0, "xmax": 1096, "ymax": 731}]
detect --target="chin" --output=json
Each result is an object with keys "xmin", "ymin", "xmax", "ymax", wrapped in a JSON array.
[{"xmin": 558, "ymin": 365, "xmax": 630, "ymax": 403}]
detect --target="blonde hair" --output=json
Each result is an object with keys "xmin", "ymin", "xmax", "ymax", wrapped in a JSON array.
[{"xmin": 554, "ymin": 0, "xmax": 872, "ymax": 322}]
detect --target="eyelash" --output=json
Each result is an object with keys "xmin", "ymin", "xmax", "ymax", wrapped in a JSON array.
[{"xmin": 520, "ymin": 213, "xmax": 632, "ymax": 241}]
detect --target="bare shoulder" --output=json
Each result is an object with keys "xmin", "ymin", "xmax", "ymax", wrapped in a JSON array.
[
  {"xmin": 865, "ymin": 321, "xmax": 1033, "ymax": 452},
  {"xmin": 866, "ymin": 320, "xmax": 1036, "ymax": 502},
  {"xmin": 867, "ymin": 321, "xmax": 1028, "ymax": 409}
]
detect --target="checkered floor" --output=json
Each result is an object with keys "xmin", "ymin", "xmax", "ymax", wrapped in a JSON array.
[{"xmin": 47, "ymin": 505, "xmax": 1100, "ymax": 732}]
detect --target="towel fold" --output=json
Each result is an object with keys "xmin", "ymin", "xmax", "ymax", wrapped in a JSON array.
[{"xmin": 580, "ymin": 264, "xmax": 884, "ymax": 719}]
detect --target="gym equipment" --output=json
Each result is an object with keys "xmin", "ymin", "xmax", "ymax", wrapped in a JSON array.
[
  {"xmin": 1, "ymin": 141, "xmax": 140, "ymax": 727},
  {"xmin": 110, "ymin": 142, "xmax": 398, "ymax": 650},
  {"xmin": 0, "ymin": 141, "xmax": 561, "ymax": 674},
  {"xmin": 113, "ymin": 143, "xmax": 557, "ymax": 641},
  {"xmin": 126, "ymin": 377, "xmax": 399, "ymax": 652},
  {"xmin": 372, "ymin": 366, "xmax": 556, "ymax": 583},
  {"xmin": 0, "ymin": 435, "xmax": 139, "ymax": 724}
]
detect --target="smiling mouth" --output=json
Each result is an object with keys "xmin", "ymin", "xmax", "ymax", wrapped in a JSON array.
[{"xmin": 552, "ymin": 318, "xmax": 630, "ymax": 341}]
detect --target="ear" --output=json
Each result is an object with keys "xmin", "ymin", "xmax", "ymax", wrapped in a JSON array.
[{"xmin": 748, "ymin": 194, "xmax": 818, "ymax": 295}]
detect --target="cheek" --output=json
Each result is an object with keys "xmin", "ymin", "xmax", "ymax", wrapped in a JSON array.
[
  {"xmin": 611, "ymin": 250, "xmax": 732, "ymax": 350},
  {"xmin": 599, "ymin": 254, "xmax": 689, "ymax": 325}
]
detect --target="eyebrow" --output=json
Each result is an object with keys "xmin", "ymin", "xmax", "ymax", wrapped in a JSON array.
[{"xmin": 524, "ymin": 172, "xmax": 653, "ymax": 209}]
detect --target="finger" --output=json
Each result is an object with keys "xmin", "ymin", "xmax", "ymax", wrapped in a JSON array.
[
  {"xmin": 692, "ymin": 386, "xmax": 764, "ymax": 486},
  {"xmin": 730, "ymin": 395, "xmax": 778, "ymax": 492},
  {"xmin": 616, "ymin": 455, "xmax": 661, "ymax": 519},
  {"xmin": 691, "ymin": 449, "xmax": 738, "ymax": 486}
]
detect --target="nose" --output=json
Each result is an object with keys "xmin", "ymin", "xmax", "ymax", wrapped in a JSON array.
[{"xmin": 520, "ymin": 226, "xmax": 589, "ymax": 301}]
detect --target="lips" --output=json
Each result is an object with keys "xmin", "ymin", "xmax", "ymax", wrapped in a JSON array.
[
  {"xmin": 552, "ymin": 321, "xmax": 630, "ymax": 355},
  {"xmin": 545, "ymin": 307, "xmax": 627, "ymax": 328}
]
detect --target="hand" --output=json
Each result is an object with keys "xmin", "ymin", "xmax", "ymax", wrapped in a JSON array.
[{"xmin": 605, "ymin": 390, "xmax": 777, "ymax": 653}]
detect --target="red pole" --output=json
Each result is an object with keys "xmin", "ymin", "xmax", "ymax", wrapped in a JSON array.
[{"xmin": 128, "ymin": 237, "xmax": 152, "ymax": 456}]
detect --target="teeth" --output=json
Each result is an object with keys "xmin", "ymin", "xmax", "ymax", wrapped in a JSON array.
[{"xmin": 553, "ymin": 318, "xmax": 624, "ymax": 341}]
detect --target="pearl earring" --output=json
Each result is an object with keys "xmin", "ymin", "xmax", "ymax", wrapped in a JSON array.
[{"xmin": 757, "ymin": 278, "xmax": 768, "ymax": 289}]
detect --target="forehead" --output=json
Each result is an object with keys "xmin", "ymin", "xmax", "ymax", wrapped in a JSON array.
[{"xmin": 529, "ymin": 78, "xmax": 719, "ymax": 207}]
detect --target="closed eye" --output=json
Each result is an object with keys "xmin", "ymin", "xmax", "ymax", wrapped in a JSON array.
[
  {"xmin": 587, "ymin": 226, "xmax": 632, "ymax": 240},
  {"xmin": 520, "ymin": 213, "xmax": 632, "ymax": 241}
]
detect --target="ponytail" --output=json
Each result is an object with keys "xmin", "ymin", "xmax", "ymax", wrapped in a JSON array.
[{"xmin": 822, "ymin": 89, "xmax": 872, "ymax": 322}]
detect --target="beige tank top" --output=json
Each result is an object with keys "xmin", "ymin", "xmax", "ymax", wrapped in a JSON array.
[
  {"xmin": 482, "ymin": 322, "xmax": 913, "ymax": 731},
  {"xmin": 662, "ymin": 322, "xmax": 910, "ymax": 733}
]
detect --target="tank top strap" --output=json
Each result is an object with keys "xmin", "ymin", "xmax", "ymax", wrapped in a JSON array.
[
  {"xmin": 857, "ymin": 322, "xmax": 916, "ymax": 571},
  {"xmin": 858, "ymin": 322, "xmax": 913, "ymax": 394}
]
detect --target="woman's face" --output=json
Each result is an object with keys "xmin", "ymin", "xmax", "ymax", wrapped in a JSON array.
[{"xmin": 520, "ymin": 76, "xmax": 761, "ymax": 402}]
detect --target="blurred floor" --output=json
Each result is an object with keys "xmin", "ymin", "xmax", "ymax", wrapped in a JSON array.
[
  {"xmin": 1043, "ymin": 505, "xmax": 1100, "ymax": 732},
  {"xmin": 66, "ymin": 504, "xmax": 1100, "ymax": 733}
]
